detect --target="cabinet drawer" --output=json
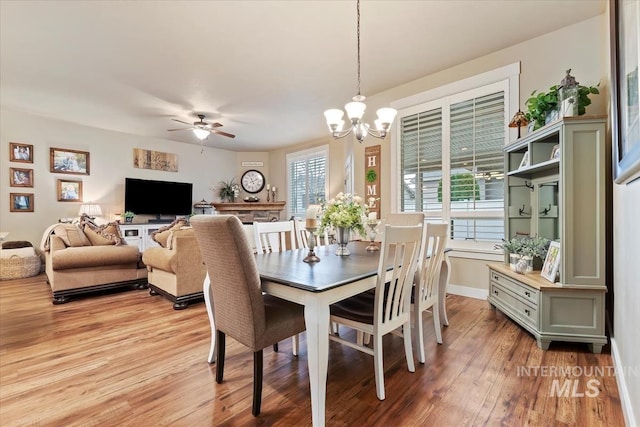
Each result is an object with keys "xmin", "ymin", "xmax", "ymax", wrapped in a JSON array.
[
  {"xmin": 489, "ymin": 269, "xmax": 539, "ymax": 306},
  {"xmin": 490, "ymin": 282, "xmax": 538, "ymax": 328}
]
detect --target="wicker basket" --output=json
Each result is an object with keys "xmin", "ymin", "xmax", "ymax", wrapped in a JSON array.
[{"xmin": 0, "ymin": 254, "xmax": 41, "ymax": 280}]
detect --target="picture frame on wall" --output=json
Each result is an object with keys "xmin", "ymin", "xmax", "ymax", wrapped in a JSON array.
[
  {"xmin": 50, "ymin": 148, "xmax": 90, "ymax": 175},
  {"xmin": 9, "ymin": 142, "xmax": 33, "ymax": 163},
  {"xmin": 9, "ymin": 167, "xmax": 34, "ymax": 187},
  {"xmin": 541, "ymin": 241, "xmax": 561, "ymax": 283},
  {"xmin": 610, "ymin": 0, "xmax": 640, "ymax": 184},
  {"xmin": 9, "ymin": 193, "xmax": 34, "ymax": 212},
  {"xmin": 57, "ymin": 179, "xmax": 83, "ymax": 202}
]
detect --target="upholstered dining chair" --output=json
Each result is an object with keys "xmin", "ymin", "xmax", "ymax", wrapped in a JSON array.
[
  {"xmin": 413, "ymin": 222, "xmax": 448, "ymax": 364},
  {"xmin": 329, "ymin": 223, "xmax": 423, "ymax": 400},
  {"xmin": 190, "ymin": 215, "xmax": 307, "ymax": 416}
]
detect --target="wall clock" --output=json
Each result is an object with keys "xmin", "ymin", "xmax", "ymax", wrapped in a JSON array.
[{"xmin": 240, "ymin": 169, "xmax": 265, "ymax": 194}]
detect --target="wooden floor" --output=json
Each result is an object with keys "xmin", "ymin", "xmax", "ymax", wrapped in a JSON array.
[{"xmin": 0, "ymin": 274, "xmax": 624, "ymax": 426}]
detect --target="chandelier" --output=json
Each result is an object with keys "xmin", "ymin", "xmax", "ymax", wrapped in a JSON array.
[{"xmin": 324, "ymin": 0, "xmax": 397, "ymax": 143}]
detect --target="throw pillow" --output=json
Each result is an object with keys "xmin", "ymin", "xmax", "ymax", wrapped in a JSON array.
[
  {"xmin": 53, "ymin": 224, "xmax": 91, "ymax": 247},
  {"xmin": 82, "ymin": 221, "xmax": 125, "ymax": 246},
  {"xmin": 151, "ymin": 218, "xmax": 187, "ymax": 248}
]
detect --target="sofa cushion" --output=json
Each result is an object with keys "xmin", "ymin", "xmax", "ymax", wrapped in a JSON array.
[
  {"xmin": 51, "ymin": 245, "xmax": 140, "ymax": 270},
  {"xmin": 151, "ymin": 218, "xmax": 188, "ymax": 248},
  {"xmin": 53, "ymin": 224, "xmax": 90, "ymax": 247},
  {"xmin": 82, "ymin": 221, "xmax": 124, "ymax": 246}
]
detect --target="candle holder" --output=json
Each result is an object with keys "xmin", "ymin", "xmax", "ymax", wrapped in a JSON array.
[
  {"xmin": 267, "ymin": 189, "xmax": 270, "ymax": 202},
  {"xmin": 365, "ymin": 220, "xmax": 381, "ymax": 251},
  {"xmin": 271, "ymin": 188, "xmax": 277, "ymax": 202},
  {"xmin": 303, "ymin": 227, "xmax": 321, "ymax": 263}
]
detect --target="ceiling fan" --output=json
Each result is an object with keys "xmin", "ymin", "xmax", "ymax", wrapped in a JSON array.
[{"xmin": 168, "ymin": 114, "xmax": 236, "ymax": 140}]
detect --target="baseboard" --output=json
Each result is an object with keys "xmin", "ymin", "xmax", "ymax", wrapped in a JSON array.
[
  {"xmin": 447, "ymin": 283, "xmax": 488, "ymax": 300},
  {"xmin": 610, "ymin": 337, "xmax": 637, "ymax": 427}
]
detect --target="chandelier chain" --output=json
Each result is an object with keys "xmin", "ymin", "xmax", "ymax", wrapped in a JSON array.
[{"xmin": 356, "ymin": 0, "xmax": 361, "ymax": 96}]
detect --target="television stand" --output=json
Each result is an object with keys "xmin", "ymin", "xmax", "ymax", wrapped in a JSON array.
[{"xmin": 148, "ymin": 215, "xmax": 173, "ymax": 224}]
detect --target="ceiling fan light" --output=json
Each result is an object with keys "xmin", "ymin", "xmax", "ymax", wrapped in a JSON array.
[{"xmin": 193, "ymin": 128, "xmax": 209, "ymax": 140}]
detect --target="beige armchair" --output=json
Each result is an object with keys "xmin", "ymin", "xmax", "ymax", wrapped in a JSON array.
[{"xmin": 142, "ymin": 227, "xmax": 207, "ymax": 310}]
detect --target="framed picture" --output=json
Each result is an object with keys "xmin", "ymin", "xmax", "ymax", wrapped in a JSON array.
[
  {"xmin": 550, "ymin": 144, "xmax": 560, "ymax": 161},
  {"xmin": 9, "ymin": 142, "xmax": 33, "ymax": 163},
  {"xmin": 9, "ymin": 167, "xmax": 33, "ymax": 187},
  {"xmin": 50, "ymin": 148, "xmax": 90, "ymax": 175},
  {"xmin": 57, "ymin": 179, "xmax": 83, "ymax": 202},
  {"xmin": 611, "ymin": 0, "xmax": 640, "ymax": 184},
  {"xmin": 9, "ymin": 193, "xmax": 34, "ymax": 212},
  {"xmin": 518, "ymin": 151, "xmax": 530, "ymax": 169},
  {"xmin": 541, "ymin": 241, "xmax": 561, "ymax": 282}
]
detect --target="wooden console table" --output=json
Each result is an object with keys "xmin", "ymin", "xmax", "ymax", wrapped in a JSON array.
[{"xmin": 211, "ymin": 201, "xmax": 286, "ymax": 223}]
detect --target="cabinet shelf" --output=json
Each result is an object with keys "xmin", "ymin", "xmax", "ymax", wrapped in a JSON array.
[{"xmin": 507, "ymin": 159, "xmax": 559, "ymax": 178}]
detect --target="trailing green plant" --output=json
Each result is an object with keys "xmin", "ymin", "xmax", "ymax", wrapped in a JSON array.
[{"xmin": 525, "ymin": 82, "xmax": 599, "ymax": 131}]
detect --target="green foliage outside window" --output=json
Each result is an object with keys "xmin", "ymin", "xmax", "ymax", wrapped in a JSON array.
[{"xmin": 437, "ymin": 173, "xmax": 479, "ymax": 202}]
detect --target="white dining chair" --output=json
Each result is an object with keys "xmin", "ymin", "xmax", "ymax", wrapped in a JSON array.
[
  {"xmin": 253, "ymin": 221, "xmax": 296, "ymax": 253},
  {"xmin": 294, "ymin": 219, "xmax": 330, "ymax": 249},
  {"xmin": 413, "ymin": 222, "xmax": 448, "ymax": 364},
  {"xmin": 329, "ymin": 223, "xmax": 422, "ymax": 400}
]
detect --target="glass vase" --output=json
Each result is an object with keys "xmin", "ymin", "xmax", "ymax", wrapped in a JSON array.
[{"xmin": 335, "ymin": 227, "xmax": 350, "ymax": 256}]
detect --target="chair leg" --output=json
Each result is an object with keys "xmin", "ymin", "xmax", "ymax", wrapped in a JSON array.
[
  {"xmin": 415, "ymin": 306, "xmax": 426, "ymax": 364},
  {"xmin": 373, "ymin": 334, "xmax": 385, "ymax": 400},
  {"xmin": 292, "ymin": 335, "xmax": 299, "ymax": 356},
  {"xmin": 403, "ymin": 323, "xmax": 415, "ymax": 373},
  {"xmin": 216, "ymin": 331, "xmax": 226, "ymax": 383},
  {"xmin": 433, "ymin": 302, "xmax": 443, "ymax": 344},
  {"xmin": 273, "ymin": 343, "xmax": 278, "ymax": 352},
  {"xmin": 252, "ymin": 349, "xmax": 263, "ymax": 416}
]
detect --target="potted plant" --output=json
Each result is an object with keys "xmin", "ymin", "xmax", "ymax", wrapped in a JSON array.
[
  {"xmin": 495, "ymin": 237, "xmax": 524, "ymax": 271},
  {"xmin": 525, "ymin": 79, "xmax": 599, "ymax": 131},
  {"xmin": 123, "ymin": 211, "xmax": 135, "ymax": 223},
  {"xmin": 518, "ymin": 236, "xmax": 551, "ymax": 272},
  {"xmin": 218, "ymin": 178, "xmax": 240, "ymax": 203}
]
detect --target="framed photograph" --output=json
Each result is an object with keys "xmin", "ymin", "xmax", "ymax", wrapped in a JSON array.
[
  {"xmin": 9, "ymin": 167, "xmax": 33, "ymax": 187},
  {"xmin": 611, "ymin": 0, "xmax": 640, "ymax": 184},
  {"xmin": 9, "ymin": 142, "xmax": 33, "ymax": 163},
  {"xmin": 50, "ymin": 148, "xmax": 90, "ymax": 175},
  {"xmin": 57, "ymin": 179, "xmax": 83, "ymax": 202},
  {"xmin": 550, "ymin": 144, "xmax": 560, "ymax": 161},
  {"xmin": 541, "ymin": 241, "xmax": 561, "ymax": 282},
  {"xmin": 518, "ymin": 151, "xmax": 530, "ymax": 169},
  {"xmin": 9, "ymin": 193, "xmax": 34, "ymax": 212}
]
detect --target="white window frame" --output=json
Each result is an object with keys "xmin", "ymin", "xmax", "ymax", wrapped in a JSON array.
[
  {"xmin": 286, "ymin": 145, "xmax": 329, "ymax": 219},
  {"xmin": 391, "ymin": 62, "xmax": 520, "ymax": 252}
]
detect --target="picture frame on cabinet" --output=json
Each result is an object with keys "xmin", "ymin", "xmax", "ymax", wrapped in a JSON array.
[
  {"xmin": 518, "ymin": 151, "xmax": 530, "ymax": 169},
  {"xmin": 9, "ymin": 193, "xmax": 34, "ymax": 212},
  {"xmin": 50, "ymin": 148, "xmax": 90, "ymax": 175},
  {"xmin": 550, "ymin": 145, "xmax": 560, "ymax": 160},
  {"xmin": 541, "ymin": 241, "xmax": 561, "ymax": 282},
  {"xmin": 9, "ymin": 142, "xmax": 33, "ymax": 163},
  {"xmin": 9, "ymin": 167, "xmax": 33, "ymax": 187},
  {"xmin": 610, "ymin": 0, "xmax": 640, "ymax": 184},
  {"xmin": 57, "ymin": 179, "xmax": 83, "ymax": 202}
]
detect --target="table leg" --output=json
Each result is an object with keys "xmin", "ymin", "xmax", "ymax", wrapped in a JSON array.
[
  {"xmin": 203, "ymin": 273, "xmax": 216, "ymax": 364},
  {"xmin": 439, "ymin": 255, "xmax": 451, "ymax": 326},
  {"xmin": 304, "ymin": 297, "xmax": 330, "ymax": 427}
]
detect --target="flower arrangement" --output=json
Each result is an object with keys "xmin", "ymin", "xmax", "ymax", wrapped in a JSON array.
[
  {"xmin": 218, "ymin": 178, "xmax": 240, "ymax": 202},
  {"xmin": 319, "ymin": 192, "xmax": 368, "ymax": 237}
]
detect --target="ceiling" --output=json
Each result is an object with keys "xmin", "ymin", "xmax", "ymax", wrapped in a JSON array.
[{"xmin": 0, "ymin": 0, "xmax": 606, "ymax": 152}]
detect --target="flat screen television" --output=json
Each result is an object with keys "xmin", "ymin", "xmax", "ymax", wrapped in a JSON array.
[{"xmin": 124, "ymin": 178, "xmax": 193, "ymax": 221}]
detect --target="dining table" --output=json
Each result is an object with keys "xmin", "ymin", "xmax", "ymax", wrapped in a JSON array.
[{"xmin": 202, "ymin": 241, "xmax": 451, "ymax": 426}]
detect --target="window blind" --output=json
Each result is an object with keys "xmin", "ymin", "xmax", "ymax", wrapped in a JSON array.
[{"xmin": 287, "ymin": 148, "xmax": 327, "ymax": 218}]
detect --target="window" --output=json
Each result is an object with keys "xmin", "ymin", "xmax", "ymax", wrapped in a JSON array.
[
  {"xmin": 287, "ymin": 146, "xmax": 328, "ymax": 219},
  {"xmin": 396, "ymin": 71, "xmax": 516, "ymax": 246}
]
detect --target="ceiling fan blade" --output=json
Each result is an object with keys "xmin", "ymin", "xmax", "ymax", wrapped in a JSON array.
[
  {"xmin": 212, "ymin": 129, "xmax": 236, "ymax": 139},
  {"xmin": 209, "ymin": 122, "xmax": 223, "ymax": 128},
  {"xmin": 171, "ymin": 118, "xmax": 193, "ymax": 126},
  {"xmin": 167, "ymin": 128, "xmax": 192, "ymax": 131}
]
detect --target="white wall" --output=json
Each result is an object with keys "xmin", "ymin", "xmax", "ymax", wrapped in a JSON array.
[
  {"xmin": 0, "ymin": 109, "xmax": 238, "ymax": 245},
  {"xmin": 612, "ymin": 181, "xmax": 640, "ymax": 425}
]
